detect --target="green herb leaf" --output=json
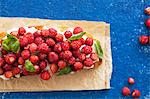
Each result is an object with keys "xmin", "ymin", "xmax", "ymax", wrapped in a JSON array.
[
  {"xmin": 94, "ymin": 40, "xmax": 103, "ymax": 59},
  {"xmin": 57, "ymin": 66, "xmax": 72, "ymax": 76},
  {"xmin": 2, "ymin": 43, "xmax": 10, "ymax": 51},
  {"xmin": 68, "ymin": 32, "xmax": 86, "ymax": 41},
  {"xmin": 10, "ymin": 40, "xmax": 20, "ymax": 53},
  {"xmin": 25, "ymin": 60, "xmax": 35, "ymax": 72}
]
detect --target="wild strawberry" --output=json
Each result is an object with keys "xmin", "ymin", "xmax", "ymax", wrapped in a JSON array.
[
  {"xmin": 0, "ymin": 68, "xmax": 4, "ymax": 75},
  {"xmin": 48, "ymin": 52, "xmax": 59, "ymax": 63},
  {"xmin": 68, "ymin": 57, "xmax": 75, "ymax": 65},
  {"xmin": 50, "ymin": 64, "xmax": 58, "ymax": 74},
  {"xmin": 40, "ymin": 60, "xmax": 47, "ymax": 70},
  {"xmin": 145, "ymin": 7, "xmax": 150, "ymax": 15},
  {"xmin": 24, "ymin": 33, "xmax": 34, "ymax": 44},
  {"xmin": 90, "ymin": 53, "xmax": 99, "ymax": 61},
  {"xmin": 16, "ymin": 51, "xmax": 21, "ymax": 57},
  {"xmin": 73, "ymin": 62, "xmax": 83, "ymax": 71},
  {"xmin": 59, "ymin": 52, "xmax": 64, "ymax": 59},
  {"xmin": 78, "ymin": 53, "xmax": 86, "ymax": 61},
  {"xmin": 0, "ymin": 57, "xmax": 5, "ymax": 67},
  {"xmin": 48, "ymin": 28, "xmax": 57, "ymax": 38},
  {"xmin": 21, "ymin": 50, "xmax": 30, "ymax": 60},
  {"xmin": 72, "ymin": 50, "xmax": 80, "ymax": 58},
  {"xmin": 40, "ymin": 29, "xmax": 50, "ymax": 37},
  {"xmin": 73, "ymin": 27, "xmax": 83, "ymax": 34},
  {"xmin": 18, "ymin": 27, "xmax": 26, "ymax": 35},
  {"xmin": 34, "ymin": 37, "xmax": 44, "ymax": 45},
  {"xmin": 55, "ymin": 34, "xmax": 63, "ymax": 42},
  {"xmin": 58, "ymin": 60, "xmax": 67, "ymax": 69},
  {"xmin": 4, "ymin": 71, "xmax": 13, "ymax": 78},
  {"xmin": 79, "ymin": 38, "xmax": 85, "ymax": 44},
  {"xmin": 122, "ymin": 87, "xmax": 131, "ymax": 96},
  {"xmin": 12, "ymin": 67, "xmax": 21, "ymax": 75},
  {"xmin": 61, "ymin": 41, "xmax": 70, "ymax": 51},
  {"xmin": 33, "ymin": 31, "xmax": 41, "ymax": 38},
  {"xmin": 54, "ymin": 43, "xmax": 62, "ymax": 53},
  {"xmin": 38, "ymin": 43, "xmax": 49, "ymax": 53},
  {"xmin": 46, "ymin": 38, "xmax": 56, "ymax": 47},
  {"xmin": 139, "ymin": 35, "xmax": 148, "ymax": 45},
  {"xmin": 128, "ymin": 77, "xmax": 135, "ymax": 85},
  {"xmin": 70, "ymin": 40, "xmax": 82, "ymax": 50},
  {"xmin": 5, "ymin": 54, "xmax": 16, "ymax": 64},
  {"xmin": 38, "ymin": 53, "xmax": 47, "ymax": 60},
  {"xmin": 2, "ymin": 49, "xmax": 7, "ymax": 55},
  {"xmin": 3, "ymin": 64, "xmax": 12, "ymax": 71},
  {"xmin": 18, "ymin": 57, "xmax": 25, "ymax": 65},
  {"xmin": 22, "ymin": 67, "xmax": 29, "ymax": 76},
  {"xmin": 29, "ymin": 43, "xmax": 37, "ymax": 53},
  {"xmin": 63, "ymin": 50, "xmax": 72, "ymax": 60},
  {"xmin": 13, "ymin": 62, "xmax": 18, "ymax": 67},
  {"xmin": 64, "ymin": 31, "xmax": 72, "ymax": 38},
  {"xmin": 34, "ymin": 65, "xmax": 40, "ymax": 73},
  {"xmin": 85, "ymin": 38, "xmax": 93, "ymax": 46},
  {"xmin": 145, "ymin": 18, "xmax": 150, "ymax": 28},
  {"xmin": 10, "ymin": 31, "xmax": 19, "ymax": 38},
  {"xmin": 132, "ymin": 89, "xmax": 141, "ymax": 98},
  {"xmin": 30, "ymin": 55, "xmax": 39, "ymax": 64},
  {"xmin": 81, "ymin": 46, "xmax": 92, "ymax": 54},
  {"xmin": 40, "ymin": 70, "xmax": 51, "ymax": 80},
  {"xmin": 84, "ymin": 58, "xmax": 93, "ymax": 67},
  {"xmin": 19, "ymin": 37, "xmax": 28, "ymax": 47}
]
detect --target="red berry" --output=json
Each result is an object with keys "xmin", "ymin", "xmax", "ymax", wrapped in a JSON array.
[
  {"xmin": 139, "ymin": 35, "xmax": 148, "ymax": 45},
  {"xmin": 16, "ymin": 51, "xmax": 21, "ymax": 57},
  {"xmin": 78, "ymin": 53, "xmax": 86, "ymax": 61},
  {"xmin": 19, "ymin": 37, "xmax": 28, "ymax": 47},
  {"xmin": 128, "ymin": 77, "xmax": 135, "ymax": 85},
  {"xmin": 38, "ymin": 43, "xmax": 49, "ymax": 53},
  {"xmin": 22, "ymin": 67, "xmax": 29, "ymax": 76},
  {"xmin": 85, "ymin": 38, "xmax": 93, "ymax": 46},
  {"xmin": 30, "ymin": 55, "xmax": 39, "ymax": 64},
  {"xmin": 48, "ymin": 52, "xmax": 59, "ymax": 63},
  {"xmin": 84, "ymin": 58, "xmax": 93, "ymax": 67},
  {"xmin": 68, "ymin": 57, "xmax": 75, "ymax": 65},
  {"xmin": 38, "ymin": 53, "xmax": 47, "ymax": 60},
  {"xmin": 40, "ymin": 60, "xmax": 47, "ymax": 70},
  {"xmin": 46, "ymin": 38, "xmax": 56, "ymax": 47},
  {"xmin": 0, "ymin": 68, "xmax": 4, "ymax": 75},
  {"xmin": 40, "ymin": 70, "xmax": 51, "ymax": 80},
  {"xmin": 74, "ymin": 62, "xmax": 83, "ymax": 71},
  {"xmin": 73, "ymin": 27, "xmax": 83, "ymax": 34},
  {"xmin": 54, "ymin": 43, "xmax": 62, "ymax": 53},
  {"xmin": 145, "ymin": 7, "xmax": 150, "ymax": 15},
  {"xmin": 132, "ymin": 89, "xmax": 141, "ymax": 98},
  {"xmin": 4, "ymin": 71, "xmax": 13, "ymax": 78},
  {"xmin": 50, "ymin": 64, "xmax": 58, "ymax": 74},
  {"xmin": 2, "ymin": 49, "xmax": 7, "ymax": 55},
  {"xmin": 71, "ymin": 40, "xmax": 82, "ymax": 50},
  {"xmin": 12, "ymin": 67, "xmax": 21, "ymax": 75},
  {"xmin": 145, "ymin": 18, "xmax": 150, "ymax": 28},
  {"xmin": 3, "ymin": 64, "xmax": 12, "ymax": 71},
  {"xmin": 55, "ymin": 34, "xmax": 63, "ymax": 42},
  {"xmin": 5, "ymin": 54, "xmax": 16, "ymax": 64},
  {"xmin": 0, "ymin": 57, "xmax": 5, "ymax": 67},
  {"xmin": 21, "ymin": 50, "xmax": 30, "ymax": 60},
  {"xmin": 34, "ymin": 65, "xmax": 40, "ymax": 73},
  {"xmin": 72, "ymin": 50, "xmax": 80, "ymax": 58},
  {"xmin": 58, "ymin": 60, "xmax": 66, "ymax": 69},
  {"xmin": 48, "ymin": 28, "xmax": 57, "ymax": 38},
  {"xmin": 24, "ymin": 33, "xmax": 34, "ymax": 44},
  {"xmin": 90, "ymin": 53, "xmax": 99, "ymax": 61},
  {"xmin": 40, "ymin": 29, "xmax": 50, "ymax": 37},
  {"xmin": 122, "ymin": 87, "xmax": 131, "ymax": 96},
  {"xmin": 79, "ymin": 38, "xmax": 85, "ymax": 44},
  {"xmin": 18, "ymin": 27, "xmax": 26, "ymax": 35},
  {"xmin": 59, "ymin": 52, "xmax": 64, "ymax": 59},
  {"xmin": 13, "ymin": 62, "xmax": 18, "ymax": 67},
  {"xmin": 10, "ymin": 31, "xmax": 19, "ymax": 38},
  {"xmin": 81, "ymin": 46, "xmax": 92, "ymax": 54},
  {"xmin": 61, "ymin": 41, "xmax": 70, "ymax": 51},
  {"xmin": 18, "ymin": 57, "xmax": 25, "ymax": 65},
  {"xmin": 64, "ymin": 31, "xmax": 72, "ymax": 38},
  {"xmin": 34, "ymin": 37, "xmax": 44, "ymax": 45},
  {"xmin": 33, "ymin": 31, "xmax": 41, "ymax": 37},
  {"xmin": 29, "ymin": 43, "xmax": 37, "ymax": 53},
  {"xmin": 63, "ymin": 50, "xmax": 72, "ymax": 60}
]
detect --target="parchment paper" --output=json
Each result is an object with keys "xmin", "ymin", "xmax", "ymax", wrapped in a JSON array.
[{"xmin": 0, "ymin": 17, "xmax": 112, "ymax": 92}]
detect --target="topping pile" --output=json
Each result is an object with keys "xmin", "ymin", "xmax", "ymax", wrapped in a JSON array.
[{"xmin": 0, "ymin": 26, "xmax": 103, "ymax": 80}]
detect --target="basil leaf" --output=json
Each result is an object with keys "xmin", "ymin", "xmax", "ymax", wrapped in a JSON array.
[
  {"xmin": 57, "ymin": 66, "xmax": 72, "ymax": 76},
  {"xmin": 10, "ymin": 40, "xmax": 20, "ymax": 53},
  {"xmin": 2, "ymin": 43, "xmax": 10, "ymax": 51},
  {"xmin": 25, "ymin": 60, "xmax": 35, "ymax": 72},
  {"xmin": 94, "ymin": 40, "xmax": 103, "ymax": 59},
  {"xmin": 68, "ymin": 32, "xmax": 86, "ymax": 41},
  {"xmin": 7, "ymin": 34, "xmax": 17, "ymax": 40}
]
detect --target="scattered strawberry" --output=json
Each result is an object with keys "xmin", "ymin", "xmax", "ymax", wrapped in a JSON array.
[
  {"xmin": 84, "ymin": 58, "xmax": 93, "ymax": 67},
  {"xmin": 12, "ymin": 67, "xmax": 21, "ymax": 75},
  {"xmin": 85, "ymin": 37, "xmax": 93, "ymax": 46},
  {"xmin": 58, "ymin": 60, "xmax": 67, "ymax": 69},
  {"xmin": 10, "ymin": 31, "xmax": 19, "ymax": 38},
  {"xmin": 69, "ymin": 57, "xmax": 76, "ymax": 65},
  {"xmin": 13, "ymin": 62, "xmax": 18, "ymax": 67},
  {"xmin": 139, "ymin": 35, "xmax": 148, "ymax": 45},
  {"xmin": 19, "ymin": 37, "xmax": 28, "ymax": 47},
  {"xmin": 33, "ymin": 31, "xmax": 41, "ymax": 37},
  {"xmin": 40, "ymin": 29, "xmax": 50, "ymax": 37},
  {"xmin": 122, "ymin": 87, "xmax": 131, "ymax": 96},
  {"xmin": 132, "ymin": 89, "xmax": 141, "ymax": 98},
  {"xmin": 48, "ymin": 28, "xmax": 57, "ymax": 38},
  {"xmin": 55, "ymin": 34, "xmax": 64, "ymax": 42},
  {"xmin": 24, "ymin": 32, "xmax": 34, "ymax": 44},
  {"xmin": 0, "ymin": 57, "xmax": 5, "ymax": 67},
  {"xmin": 59, "ymin": 52, "xmax": 64, "ymax": 59},
  {"xmin": 144, "ymin": 7, "xmax": 150, "ymax": 15},
  {"xmin": 34, "ymin": 65, "xmax": 40, "ymax": 73},
  {"xmin": 48, "ymin": 52, "xmax": 59, "ymax": 63},
  {"xmin": 38, "ymin": 53, "xmax": 47, "ymax": 60},
  {"xmin": 71, "ymin": 40, "xmax": 82, "ymax": 50},
  {"xmin": 145, "ymin": 18, "xmax": 150, "ymax": 28},
  {"xmin": 40, "ymin": 70, "xmax": 51, "ymax": 80},
  {"xmin": 90, "ymin": 53, "xmax": 99, "ymax": 61},
  {"xmin": 1, "ymin": 49, "xmax": 7, "ymax": 55},
  {"xmin": 63, "ymin": 50, "xmax": 72, "ymax": 60},
  {"xmin": 30, "ymin": 55, "xmax": 39, "ymax": 64},
  {"xmin": 72, "ymin": 50, "xmax": 80, "ymax": 58},
  {"xmin": 79, "ymin": 38, "xmax": 85, "ymax": 44},
  {"xmin": 78, "ymin": 53, "xmax": 86, "ymax": 61},
  {"xmin": 73, "ymin": 62, "xmax": 83, "ymax": 71},
  {"xmin": 22, "ymin": 67, "xmax": 29, "ymax": 76},
  {"xmin": 38, "ymin": 43, "xmax": 49, "ymax": 53},
  {"xmin": 40, "ymin": 60, "xmax": 47, "ymax": 70},
  {"xmin": 64, "ymin": 31, "xmax": 72, "ymax": 38},
  {"xmin": 46, "ymin": 38, "xmax": 56, "ymax": 47},
  {"xmin": 50, "ymin": 64, "xmax": 58, "ymax": 74},
  {"xmin": 21, "ymin": 50, "xmax": 30, "ymax": 60},
  {"xmin": 29, "ymin": 43, "xmax": 37, "ymax": 53},
  {"xmin": 5, "ymin": 54, "xmax": 16, "ymax": 64},
  {"xmin": 73, "ymin": 27, "xmax": 83, "ymax": 34},
  {"xmin": 128, "ymin": 77, "xmax": 135, "ymax": 85},
  {"xmin": 81, "ymin": 46, "xmax": 92, "ymax": 54},
  {"xmin": 61, "ymin": 41, "xmax": 70, "ymax": 51},
  {"xmin": 0, "ymin": 68, "xmax": 4, "ymax": 75},
  {"xmin": 18, "ymin": 57, "xmax": 25, "ymax": 65},
  {"xmin": 3, "ymin": 64, "xmax": 12, "ymax": 71},
  {"xmin": 4, "ymin": 71, "xmax": 13, "ymax": 78},
  {"xmin": 54, "ymin": 43, "xmax": 62, "ymax": 53},
  {"xmin": 34, "ymin": 37, "xmax": 44, "ymax": 45},
  {"xmin": 16, "ymin": 51, "xmax": 21, "ymax": 57},
  {"xmin": 18, "ymin": 27, "xmax": 26, "ymax": 35}
]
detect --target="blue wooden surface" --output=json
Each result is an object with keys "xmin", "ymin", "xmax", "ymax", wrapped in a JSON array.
[{"xmin": 0, "ymin": 0, "xmax": 150, "ymax": 99}]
